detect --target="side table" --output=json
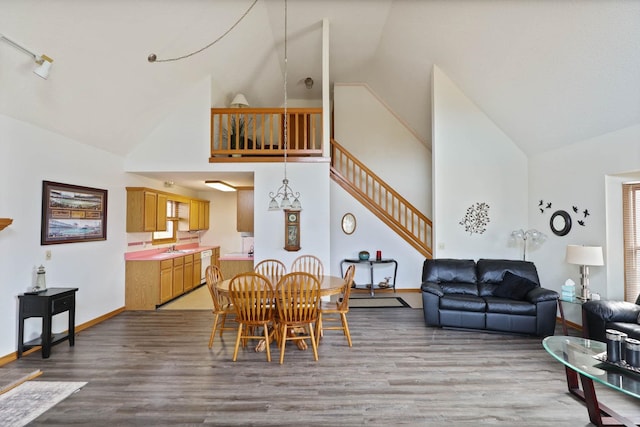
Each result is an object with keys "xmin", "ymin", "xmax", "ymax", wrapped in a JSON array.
[
  {"xmin": 340, "ymin": 258, "xmax": 398, "ymax": 297},
  {"xmin": 557, "ymin": 297, "xmax": 584, "ymax": 336},
  {"xmin": 18, "ymin": 287, "xmax": 78, "ymax": 359}
]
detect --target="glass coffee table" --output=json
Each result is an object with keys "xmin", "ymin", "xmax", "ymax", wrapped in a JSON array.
[{"xmin": 543, "ymin": 336, "xmax": 640, "ymax": 426}]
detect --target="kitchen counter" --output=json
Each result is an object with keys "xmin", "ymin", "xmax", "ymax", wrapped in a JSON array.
[
  {"xmin": 125, "ymin": 245, "xmax": 219, "ymax": 261},
  {"xmin": 219, "ymin": 252, "xmax": 254, "ymax": 261}
]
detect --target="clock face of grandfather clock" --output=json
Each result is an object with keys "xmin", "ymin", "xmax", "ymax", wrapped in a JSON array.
[{"xmin": 284, "ymin": 209, "xmax": 301, "ymax": 252}]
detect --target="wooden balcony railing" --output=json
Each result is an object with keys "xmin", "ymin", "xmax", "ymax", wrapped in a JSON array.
[
  {"xmin": 210, "ymin": 108, "xmax": 323, "ymax": 162},
  {"xmin": 330, "ymin": 139, "xmax": 433, "ymax": 259}
]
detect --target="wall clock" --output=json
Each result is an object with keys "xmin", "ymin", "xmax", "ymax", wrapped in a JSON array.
[
  {"xmin": 284, "ymin": 209, "xmax": 301, "ymax": 251},
  {"xmin": 341, "ymin": 213, "xmax": 356, "ymax": 235}
]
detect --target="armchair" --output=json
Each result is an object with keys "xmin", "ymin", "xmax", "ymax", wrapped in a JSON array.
[{"xmin": 582, "ymin": 294, "xmax": 640, "ymax": 342}]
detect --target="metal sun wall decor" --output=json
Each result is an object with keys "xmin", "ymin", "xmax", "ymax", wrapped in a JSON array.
[
  {"xmin": 459, "ymin": 202, "xmax": 490, "ymax": 235},
  {"xmin": 538, "ymin": 199, "xmax": 591, "ymax": 236}
]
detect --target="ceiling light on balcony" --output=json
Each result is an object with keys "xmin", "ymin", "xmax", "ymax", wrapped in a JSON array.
[{"xmin": 205, "ymin": 181, "xmax": 236, "ymax": 192}]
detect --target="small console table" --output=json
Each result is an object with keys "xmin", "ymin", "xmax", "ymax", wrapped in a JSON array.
[
  {"xmin": 340, "ymin": 258, "xmax": 398, "ymax": 297},
  {"xmin": 18, "ymin": 287, "xmax": 78, "ymax": 359}
]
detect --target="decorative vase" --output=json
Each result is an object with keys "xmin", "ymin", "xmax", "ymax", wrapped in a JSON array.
[{"xmin": 358, "ymin": 251, "xmax": 370, "ymax": 261}]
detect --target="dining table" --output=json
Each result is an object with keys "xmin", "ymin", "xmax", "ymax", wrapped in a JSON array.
[
  {"xmin": 216, "ymin": 274, "xmax": 347, "ymax": 352},
  {"xmin": 215, "ymin": 274, "xmax": 347, "ymax": 297}
]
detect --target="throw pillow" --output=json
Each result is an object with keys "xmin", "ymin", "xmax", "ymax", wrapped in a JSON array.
[{"xmin": 494, "ymin": 271, "xmax": 538, "ymax": 300}]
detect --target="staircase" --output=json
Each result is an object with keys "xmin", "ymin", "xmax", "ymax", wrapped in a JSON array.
[{"xmin": 330, "ymin": 139, "xmax": 433, "ymax": 259}]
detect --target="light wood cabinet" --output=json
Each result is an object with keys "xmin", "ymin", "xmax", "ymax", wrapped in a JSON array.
[
  {"xmin": 172, "ymin": 257, "xmax": 184, "ymax": 297},
  {"xmin": 156, "ymin": 193, "xmax": 168, "ymax": 232},
  {"xmin": 188, "ymin": 199, "xmax": 210, "ymax": 231},
  {"xmin": 220, "ymin": 259, "xmax": 254, "ymax": 280},
  {"xmin": 159, "ymin": 260, "xmax": 173, "ymax": 303},
  {"xmin": 193, "ymin": 256, "xmax": 202, "ymax": 287},
  {"xmin": 126, "ymin": 188, "xmax": 168, "ymax": 232},
  {"xmin": 127, "ymin": 187, "xmax": 208, "ymax": 233},
  {"xmin": 237, "ymin": 188, "xmax": 254, "ymax": 232},
  {"xmin": 126, "ymin": 246, "xmax": 220, "ymax": 310},
  {"xmin": 184, "ymin": 254, "xmax": 194, "ymax": 291}
]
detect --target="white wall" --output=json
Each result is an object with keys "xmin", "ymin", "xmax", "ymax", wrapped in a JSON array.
[
  {"xmin": 0, "ymin": 114, "xmax": 128, "ymax": 356},
  {"xmin": 334, "ymin": 84, "xmax": 432, "ymax": 215},
  {"xmin": 529, "ymin": 124, "xmax": 640, "ymax": 302},
  {"xmin": 432, "ymin": 66, "xmax": 528, "ymax": 260},
  {"xmin": 331, "ymin": 83, "xmax": 432, "ymax": 288}
]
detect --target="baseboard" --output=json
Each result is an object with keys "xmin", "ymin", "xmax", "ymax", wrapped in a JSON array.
[{"xmin": 0, "ymin": 306, "xmax": 126, "ymax": 367}]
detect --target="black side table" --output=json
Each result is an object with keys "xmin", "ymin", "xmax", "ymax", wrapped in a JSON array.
[
  {"xmin": 18, "ymin": 287, "xmax": 78, "ymax": 358},
  {"xmin": 340, "ymin": 258, "xmax": 398, "ymax": 297}
]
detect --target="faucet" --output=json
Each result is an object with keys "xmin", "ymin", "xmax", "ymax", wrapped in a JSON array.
[{"xmin": 248, "ymin": 245, "xmax": 254, "ymax": 257}]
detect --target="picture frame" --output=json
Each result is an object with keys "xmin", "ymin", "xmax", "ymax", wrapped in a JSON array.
[{"xmin": 41, "ymin": 181, "xmax": 108, "ymax": 245}]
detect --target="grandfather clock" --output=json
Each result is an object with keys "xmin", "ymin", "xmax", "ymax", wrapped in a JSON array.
[{"xmin": 284, "ymin": 209, "xmax": 301, "ymax": 251}]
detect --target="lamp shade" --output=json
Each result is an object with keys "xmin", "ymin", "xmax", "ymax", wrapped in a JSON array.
[
  {"xmin": 565, "ymin": 245, "xmax": 604, "ymax": 266},
  {"xmin": 230, "ymin": 93, "xmax": 249, "ymax": 108}
]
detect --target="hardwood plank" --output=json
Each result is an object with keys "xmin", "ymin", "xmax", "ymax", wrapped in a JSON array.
[{"xmin": 4, "ymin": 308, "xmax": 638, "ymax": 425}]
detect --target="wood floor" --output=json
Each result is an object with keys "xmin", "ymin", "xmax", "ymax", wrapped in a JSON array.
[{"xmin": 4, "ymin": 307, "xmax": 639, "ymax": 426}]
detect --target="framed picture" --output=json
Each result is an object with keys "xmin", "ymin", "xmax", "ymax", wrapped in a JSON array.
[{"xmin": 41, "ymin": 181, "xmax": 108, "ymax": 245}]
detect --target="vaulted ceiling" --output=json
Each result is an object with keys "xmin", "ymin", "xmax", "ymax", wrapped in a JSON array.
[{"xmin": 2, "ymin": 1, "xmax": 639, "ymax": 159}]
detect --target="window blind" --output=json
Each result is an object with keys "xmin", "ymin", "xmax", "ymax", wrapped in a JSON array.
[{"xmin": 622, "ymin": 183, "xmax": 640, "ymax": 303}]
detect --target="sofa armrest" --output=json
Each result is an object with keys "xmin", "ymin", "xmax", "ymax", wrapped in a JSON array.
[
  {"xmin": 421, "ymin": 282, "xmax": 444, "ymax": 297},
  {"xmin": 582, "ymin": 300, "xmax": 640, "ymax": 323},
  {"xmin": 526, "ymin": 287, "xmax": 559, "ymax": 304}
]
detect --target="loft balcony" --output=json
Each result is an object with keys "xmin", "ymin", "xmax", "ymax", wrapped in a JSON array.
[{"xmin": 209, "ymin": 107, "xmax": 323, "ymax": 162}]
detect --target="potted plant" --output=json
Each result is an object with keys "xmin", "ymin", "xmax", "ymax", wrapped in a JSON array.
[{"xmin": 223, "ymin": 114, "xmax": 253, "ymax": 150}]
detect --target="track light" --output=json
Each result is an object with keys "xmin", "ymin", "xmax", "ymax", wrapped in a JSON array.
[{"xmin": 0, "ymin": 34, "xmax": 54, "ymax": 79}]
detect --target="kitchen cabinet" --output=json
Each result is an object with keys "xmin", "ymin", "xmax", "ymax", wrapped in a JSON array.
[
  {"xmin": 188, "ymin": 199, "xmax": 210, "ymax": 231},
  {"xmin": 126, "ymin": 188, "xmax": 168, "ymax": 232},
  {"xmin": 127, "ymin": 187, "xmax": 208, "ymax": 233},
  {"xmin": 172, "ymin": 256, "xmax": 184, "ymax": 297},
  {"xmin": 126, "ymin": 247, "xmax": 220, "ymax": 310},
  {"xmin": 220, "ymin": 260, "xmax": 254, "ymax": 280},
  {"xmin": 184, "ymin": 254, "xmax": 194, "ymax": 291},
  {"xmin": 159, "ymin": 260, "xmax": 173, "ymax": 303},
  {"xmin": 236, "ymin": 187, "xmax": 254, "ymax": 233}
]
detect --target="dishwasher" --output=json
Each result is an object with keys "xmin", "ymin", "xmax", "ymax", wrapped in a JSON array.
[{"xmin": 200, "ymin": 249, "xmax": 213, "ymax": 284}]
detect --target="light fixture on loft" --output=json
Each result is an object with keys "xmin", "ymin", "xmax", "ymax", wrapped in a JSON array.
[
  {"xmin": 510, "ymin": 228, "xmax": 546, "ymax": 260},
  {"xmin": 0, "ymin": 33, "xmax": 54, "ymax": 79},
  {"xmin": 205, "ymin": 180, "xmax": 236, "ymax": 192},
  {"xmin": 268, "ymin": 0, "xmax": 301, "ymax": 211},
  {"xmin": 566, "ymin": 244, "xmax": 604, "ymax": 301},
  {"xmin": 230, "ymin": 93, "xmax": 249, "ymax": 108}
]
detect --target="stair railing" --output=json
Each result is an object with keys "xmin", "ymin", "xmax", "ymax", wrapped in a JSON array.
[{"xmin": 330, "ymin": 139, "xmax": 432, "ymax": 259}]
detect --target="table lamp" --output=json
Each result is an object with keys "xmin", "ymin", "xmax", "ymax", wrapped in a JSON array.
[{"xmin": 565, "ymin": 245, "xmax": 604, "ymax": 301}]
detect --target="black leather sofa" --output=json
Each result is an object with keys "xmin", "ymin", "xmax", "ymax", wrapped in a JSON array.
[
  {"xmin": 421, "ymin": 258, "xmax": 559, "ymax": 337},
  {"xmin": 582, "ymin": 295, "xmax": 640, "ymax": 342}
]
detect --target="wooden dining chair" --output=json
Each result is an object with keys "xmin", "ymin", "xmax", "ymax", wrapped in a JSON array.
[
  {"xmin": 275, "ymin": 272, "xmax": 321, "ymax": 364},
  {"xmin": 228, "ymin": 272, "xmax": 275, "ymax": 362},
  {"xmin": 290, "ymin": 255, "xmax": 324, "ymax": 280},
  {"xmin": 254, "ymin": 259, "xmax": 287, "ymax": 283},
  {"xmin": 315, "ymin": 264, "xmax": 355, "ymax": 347},
  {"xmin": 205, "ymin": 265, "xmax": 236, "ymax": 349}
]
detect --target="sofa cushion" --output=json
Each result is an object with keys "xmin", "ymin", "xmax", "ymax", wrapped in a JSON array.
[
  {"xmin": 476, "ymin": 259, "xmax": 540, "ymax": 285},
  {"xmin": 422, "ymin": 259, "xmax": 476, "ymax": 284},
  {"xmin": 493, "ymin": 271, "xmax": 538, "ymax": 300},
  {"xmin": 440, "ymin": 295, "xmax": 486, "ymax": 312},
  {"xmin": 485, "ymin": 297, "xmax": 537, "ymax": 315},
  {"xmin": 441, "ymin": 282, "xmax": 479, "ymax": 296}
]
